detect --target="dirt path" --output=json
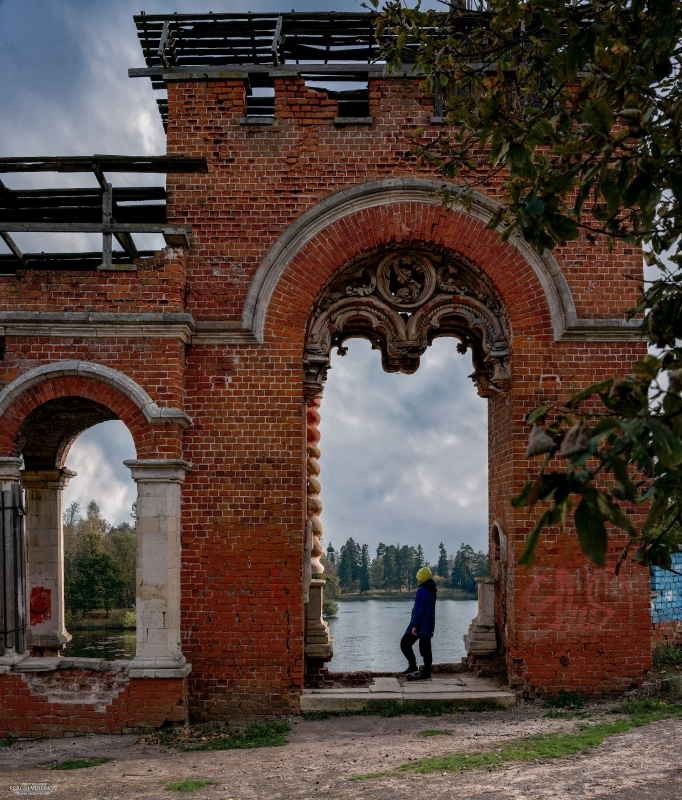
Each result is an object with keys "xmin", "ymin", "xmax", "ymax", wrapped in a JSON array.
[{"xmin": 1, "ymin": 707, "xmax": 681, "ymax": 799}]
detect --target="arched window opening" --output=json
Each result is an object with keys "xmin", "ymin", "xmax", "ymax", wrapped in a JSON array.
[
  {"xmin": 60, "ymin": 420, "xmax": 137, "ymax": 660},
  {"xmin": 317, "ymin": 337, "xmax": 488, "ymax": 672}
]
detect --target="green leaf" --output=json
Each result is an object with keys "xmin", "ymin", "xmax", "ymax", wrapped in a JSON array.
[
  {"xmin": 646, "ymin": 418, "xmax": 682, "ymax": 468},
  {"xmin": 604, "ymin": 454, "xmax": 636, "ymax": 502},
  {"xmin": 545, "ymin": 211, "xmax": 579, "ymax": 243},
  {"xmin": 583, "ymin": 99, "xmax": 614, "ymax": 137},
  {"xmin": 527, "ymin": 405, "xmax": 551, "ymax": 425},
  {"xmin": 595, "ymin": 492, "xmax": 636, "ymax": 537},
  {"xmin": 567, "ymin": 379, "xmax": 614, "ymax": 410},
  {"xmin": 575, "ymin": 493, "xmax": 607, "ymax": 568},
  {"xmin": 511, "ymin": 480, "xmax": 534, "ymax": 508},
  {"xmin": 518, "ymin": 504, "xmax": 563, "ymax": 567},
  {"xmin": 538, "ymin": 9, "xmax": 561, "ymax": 34}
]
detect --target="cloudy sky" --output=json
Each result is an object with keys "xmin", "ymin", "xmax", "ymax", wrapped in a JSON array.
[{"xmin": 0, "ymin": 0, "xmax": 488, "ymax": 561}]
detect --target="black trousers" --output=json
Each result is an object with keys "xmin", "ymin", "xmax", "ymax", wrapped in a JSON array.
[{"xmin": 400, "ymin": 633, "xmax": 432, "ymax": 673}]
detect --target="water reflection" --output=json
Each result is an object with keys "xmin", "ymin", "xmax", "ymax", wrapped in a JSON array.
[
  {"xmin": 62, "ymin": 630, "xmax": 136, "ymax": 660},
  {"xmin": 327, "ymin": 599, "xmax": 477, "ymax": 672}
]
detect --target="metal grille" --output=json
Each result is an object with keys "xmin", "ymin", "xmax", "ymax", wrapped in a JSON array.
[{"xmin": 1, "ymin": 485, "xmax": 26, "ymax": 656}]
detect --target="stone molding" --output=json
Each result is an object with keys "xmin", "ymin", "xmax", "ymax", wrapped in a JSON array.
[
  {"xmin": 21, "ymin": 468, "xmax": 76, "ymax": 491},
  {"xmin": 0, "ymin": 312, "xmax": 196, "ymax": 343},
  {"xmin": 123, "ymin": 459, "xmax": 192, "ymax": 483},
  {"xmin": 0, "ymin": 360, "xmax": 193, "ymax": 430},
  {"xmin": 0, "ymin": 457, "xmax": 22, "ymax": 484},
  {"xmin": 242, "ymin": 178, "xmax": 643, "ymax": 344}
]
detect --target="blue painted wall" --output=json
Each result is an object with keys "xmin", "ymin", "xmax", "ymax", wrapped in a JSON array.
[{"xmin": 651, "ymin": 553, "xmax": 682, "ymax": 624}]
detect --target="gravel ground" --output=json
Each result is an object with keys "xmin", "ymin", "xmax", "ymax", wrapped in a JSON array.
[{"xmin": 1, "ymin": 706, "xmax": 681, "ymax": 799}]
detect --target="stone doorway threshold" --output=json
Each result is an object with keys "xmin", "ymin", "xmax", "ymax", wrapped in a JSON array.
[{"xmin": 300, "ymin": 673, "xmax": 516, "ymax": 712}]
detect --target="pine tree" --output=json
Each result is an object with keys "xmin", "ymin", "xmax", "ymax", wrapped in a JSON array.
[
  {"xmin": 338, "ymin": 542, "xmax": 355, "ymax": 594},
  {"xmin": 393, "ymin": 545, "xmax": 403, "ymax": 592},
  {"xmin": 415, "ymin": 544, "xmax": 425, "ymax": 570},
  {"xmin": 359, "ymin": 544, "xmax": 371, "ymax": 594},
  {"xmin": 401, "ymin": 544, "xmax": 415, "ymax": 590},
  {"xmin": 326, "ymin": 542, "xmax": 336, "ymax": 564},
  {"xmin": 450, "ymin": 543, "xmax": 477, "ymax": 594},
  {"xmin": 437, "ymin": 542, "xmax": 449, "ymax": 578},
  {"xmin": 382, "ymin": 549, "xmax": 395, "ymax": 595}
]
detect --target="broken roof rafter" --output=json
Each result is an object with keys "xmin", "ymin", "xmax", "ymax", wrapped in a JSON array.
[{"xmin": 0, "ymin": 155, "xmax": 207, "ymax": 274}]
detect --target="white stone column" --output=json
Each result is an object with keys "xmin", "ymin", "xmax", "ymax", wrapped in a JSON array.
[
  {"xmin": 464, "ymin": 576, "xmax": 497, "ymax": 655},
  {"xmin": 124, "ymin": 459, "xmax": 191, "ymax": 677},
  {"xmin": 21, "ymin": 468, "xmax": 74, "ymax": 656},
  {"xmin": 0, "ymin": 458, "xmax": 28, "ymax": 666}
]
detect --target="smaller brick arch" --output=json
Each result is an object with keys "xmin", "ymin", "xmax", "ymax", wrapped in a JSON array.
[{"xmin": 0, "ymin": 360, "xmax": 190, "ymax": 463}]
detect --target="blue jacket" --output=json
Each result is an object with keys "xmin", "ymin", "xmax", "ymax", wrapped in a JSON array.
[{"xmin": 406, "ymin": 579, "xmax": 437, "ymax": 638}]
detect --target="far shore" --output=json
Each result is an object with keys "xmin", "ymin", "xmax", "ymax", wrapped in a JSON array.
[{"xmin": 335, "ymin": 590, "xmax": 476, "ymax": 602}]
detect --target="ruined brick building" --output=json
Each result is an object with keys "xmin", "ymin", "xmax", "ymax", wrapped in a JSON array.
[{"xmin": 0, "ymin": 12, "xmax": 655, "ymax": 737}]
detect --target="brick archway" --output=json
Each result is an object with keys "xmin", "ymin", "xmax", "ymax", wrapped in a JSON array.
[
  {"xmin": 0, "ymin": 360, "xmax": 190, "ymax": 462},
  {"xmin": 259, "ymin": 193, "xmax": 651, "ymax": 697}
]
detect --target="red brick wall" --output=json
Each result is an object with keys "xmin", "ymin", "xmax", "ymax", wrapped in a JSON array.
[
  {"xmin": 0, "ymin": 672, "xmax": 187, "ymax": 739},
  {"xmin": 0, "ymin": 72, "xmax": 652, "ymax": 730}
]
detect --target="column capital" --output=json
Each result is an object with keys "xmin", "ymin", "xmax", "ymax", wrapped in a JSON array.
[
  {"xmin": 21, "ymin": 468, "xmax": 76, "ymax": 491},
  {"xmin": 0, "ymin": 457, "xmax": 23, "ymax": 484},
  {"xmin": 124, "ymin": 459, "xmax": 192, "ymax": 484}
]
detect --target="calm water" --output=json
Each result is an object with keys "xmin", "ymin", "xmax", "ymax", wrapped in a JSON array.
[
  {"xmin": 62, "ymin": 629, "xmax": 136, "ymax": 660},
  {"xmin": 59, "ymin": 599, "xmax": 477, "ymax": 671},
  {"xmin": 327, "ymin": 599, "xmax": 477, "ymax": 672}
]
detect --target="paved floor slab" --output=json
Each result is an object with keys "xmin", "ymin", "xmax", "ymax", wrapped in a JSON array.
[{"xmin": 300, "ymin": 673, "xmax": 516, "ymax": 712}]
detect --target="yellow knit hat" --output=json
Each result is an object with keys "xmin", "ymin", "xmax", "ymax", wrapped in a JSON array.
[{"xmin": 416, "ymin": 566, "xmax": 432, "ymax": 583}]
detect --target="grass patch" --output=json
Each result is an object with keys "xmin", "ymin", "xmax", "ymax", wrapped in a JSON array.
[
  {"xmin": 50, "ymin": 757, "xmax": 111, "ymax": 770},
  {"xmin": 653, "ymin": 644, "xmax": 682, "ymax": 669},
  {"xmin": 147, "ymin": 721, "xmax": 290, "ymax": 751},
  {"xmin": 367, "ymin": 698, "xmax": 503, "ymax": 717},
  {"xmin": 167, "ymin": 780, "xmax": 214, "ymax": 792},
  {"xmin": 544, "ymin": 690, "xmax": 586, "ymax": 710},
  {"xmin": 0, "ymin": 738, "xmax": 15, "ymax": 748},
  {"xmin": 352, "ymin": 699, "xmax": 682, "ymax": 780},
  {"xmin": 302, "ymin": 711, "xmax": 331, "ymax": 721},
  {"xmin": 421, "ymin": 729, "xmax": 454, "ymax": 736}
]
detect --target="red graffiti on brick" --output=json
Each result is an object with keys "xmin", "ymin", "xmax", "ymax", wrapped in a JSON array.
[{"xmin": 30, "ymin": 587, "xmax": 51, "ymax": 626}]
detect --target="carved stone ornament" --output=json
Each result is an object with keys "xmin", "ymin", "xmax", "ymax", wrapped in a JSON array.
[{"xmin": 304, "ymin": 249, "xmax": 510, "ymax": 397}]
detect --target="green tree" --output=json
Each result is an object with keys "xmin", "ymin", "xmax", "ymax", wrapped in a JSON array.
[
  {"xmin": 450, "ymin": 543, "xmax": 477, "ymax": 594},
  {"xmin": 359, "ymin": 544, "xmax": 371, "ymax": 593},
  {"xmin": 104, "ymin": 523, "xmax": 136, "ymax": 608},
  {"xmin": 382, "ymin": 548, "xmax": 396, "ymax": 595},
  {"xmin": 339, "ymin": 541, "xmax": 355, "ymax": 594},
  {"xmin": 415, "ymin": 544, "xmax": 425, "ymax": 571},
  {"xmin": 67, "ymin": 531, "xmax": 123, "ymax": 615},
  {"xmin": 370, "ymin": 556, "xmax": 384, "ymax": 589},
  {"xmin": 375, "ymin": 0, "xmax": 682, "ymax": 570},
  {"xmin": 437, "ymin": 542, "xmax": 449, "ymax": 578}
]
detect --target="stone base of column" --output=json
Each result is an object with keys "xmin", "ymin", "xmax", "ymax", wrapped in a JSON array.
[
  {"xmin": 463, "ymin": 576, "xmax": 497, "ymax": 656},
  {"xmin": 0, "ymin": 649, "xmax": 30, "ymax": 667},
  {"xmin": 128, "ymin": 655, "xmax": 192, "ymax": 679},
  {"xmin": 28, "ymin": 631, "xmax": 72, "ymax": 658},
  {"xmin": 305, "ymin": 579, "xmax": 333, "ymax": 685}
]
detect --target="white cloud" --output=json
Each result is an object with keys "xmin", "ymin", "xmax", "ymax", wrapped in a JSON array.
[
  {"xmin": 318, "ymin": 338, "xmax": 489, "ymax": 564},
  {"xmin": 63, "ymin": 421, "xmax": 137, "ymax": 526}
]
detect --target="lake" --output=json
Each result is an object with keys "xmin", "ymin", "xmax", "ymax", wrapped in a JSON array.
[
  {"xmin": 327, "ymin": 598, "xmax": 477, "ymax": 672},
  {"xmin": 61, "ymin": 598, "xmax": 478, "ymax": 672}
]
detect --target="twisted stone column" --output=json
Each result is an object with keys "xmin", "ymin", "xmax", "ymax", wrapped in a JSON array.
[
  {"xmin": 306, "ymin": 396, "xmax": 325, "ymax": 576},
  {"xmin": 304, "ymin": 391, "xmax": 333, "ymax": 677}
]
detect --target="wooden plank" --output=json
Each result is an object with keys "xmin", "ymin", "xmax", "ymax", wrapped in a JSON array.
[
  {"xmin": 0, "ymin": 233, "xmax": 26, "ymax": 267},
  {"xmin": 0, "ymin": 223, "xmax": 191, "ymax": 234},
  {"xmin": 0, "ymin": 156, "xmax": 207, "ymax": 174},
  {"xmin": 158, "ymin": 20, "xmax": 171, "ymax": 68},
  {"xmin": 272, "ymin": 15, "xmax": 283, "ymax": 66}
]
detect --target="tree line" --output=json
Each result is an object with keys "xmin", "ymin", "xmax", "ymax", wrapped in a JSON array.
[
  {"xmin": 64, "ymin": 501, "xmax": 136, "ymax": 616},
  {"xmin": 323, "ymin": 539, "xmax": 488, "ymax": 596}
]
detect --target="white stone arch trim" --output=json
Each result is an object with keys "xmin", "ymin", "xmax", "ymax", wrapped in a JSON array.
[
  {"xmin": 243, "ymin": 178, "xmax": 642, "ymax": 343},
  {"xmin": 0, "ymin": 360, "xmax": 192, "ymax": 429}
]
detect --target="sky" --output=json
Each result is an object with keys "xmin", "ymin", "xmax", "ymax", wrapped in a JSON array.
[{"xmin": 0, "ymin": 0, "xmax": 488, "ymax": 561}]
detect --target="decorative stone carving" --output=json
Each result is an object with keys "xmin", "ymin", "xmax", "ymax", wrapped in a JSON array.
[{"xmin": 304, "ymin": 249, "xmax": 510, "ymax": 397}]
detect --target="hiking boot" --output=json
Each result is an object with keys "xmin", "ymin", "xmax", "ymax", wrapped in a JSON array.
[
  {"xmin": 406, "ymin": 671, "xmax": 432, "ymax": 681},
  {"xmin": 401, "ymin": 666, "xmax": 418, "ymax": 676}
]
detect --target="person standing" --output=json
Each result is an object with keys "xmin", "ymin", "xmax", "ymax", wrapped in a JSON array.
[{"xmin": 400, "ymin": 566, "xmax": 437, "ymax": 681}]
